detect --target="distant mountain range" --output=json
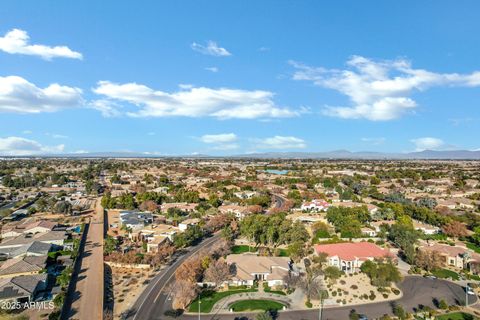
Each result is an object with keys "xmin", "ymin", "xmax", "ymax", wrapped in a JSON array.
[{"xmin": 5, "ymin": 149, "xmax": 480, "ymax": 160}]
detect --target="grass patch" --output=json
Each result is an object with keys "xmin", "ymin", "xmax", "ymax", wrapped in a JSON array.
[
  {"xmin": 435, "ymin": 312, "xmax": 475, "ymax": 320},
  {"xmin": 229, "ymin": 299, "xmax": 285, "ymax": 312},
  {"xmin": 231, "ymin": 245, "xmax": 256, "ymax": 254},
  {"xmin": 276, "ymin": 248, "xmax": 288, "ymax": 257},
  {"xmin": 188, "ymin": 288, "xmax": 256, "ymax": 313},
  {"xmin": 466, "ymin": 242, "xmax": 480, "ymax": 254},
  {"xmin": 432, "ymin": 268, "xmax": 460, "ymax": 281}
]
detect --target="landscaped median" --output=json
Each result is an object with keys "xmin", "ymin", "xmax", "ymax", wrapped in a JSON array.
[
  {"xmin": 229, "ymin": 299, "xmax": 286, "ymax": 312},
  {"xmin": 188, "ymin": 288, "xmax": 257, "ymax": 313}
]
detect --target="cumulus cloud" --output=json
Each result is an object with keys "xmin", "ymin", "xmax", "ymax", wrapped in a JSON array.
[
  {"xmin": 254, "ymin": 136, "xmax": 306, "ymax": 149},
  {"xmin": 200, "ymin": 133, "xmax": 237, "ymax": 144},
  {"xmin": 291, "ymin": 56, "xmax": 480, "ymax": 121},
  {"xmin": 191, "ymin": 41, "xmax": 231, "ymax": 57},
  {"xmin": 410, "ymin": 137, "xmax": 445, "ymax": 151},
  {"xmin": 0, "ymin": 75, "xmax": 83, "ymax": 113},
  {"xmin": 199, "ymin": 133, "xmax": 238, "ymax": 151},
  {"xmin": 92, "ymin": 81, "xmax": 298, "ymax": 119},
  {"xmin": 0, "ymin": 136, "xmax": 64, "ymax": 156},
  {"xmin": 0, "ymin": 29, "xmax": 82, "ymax": 60}
]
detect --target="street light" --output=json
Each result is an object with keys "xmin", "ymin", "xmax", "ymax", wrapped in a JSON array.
[{"xmin": 198, "ymin": 299, "xmax": 202, "ymax": 320}]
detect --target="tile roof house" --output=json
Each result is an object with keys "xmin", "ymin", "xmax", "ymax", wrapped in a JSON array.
[
  {"xmin": 0, "ymin": 241, "xmax": 52, "ymax": 259},
  {"xmin": 0, "ymin": 231, "xmax": 66, "ymax": 249},
  {"xmin": 315, "ymin": 242, "xmax": 395, "ymax": 274},
  {"xmin": 419, "ymin": 242, "xmax": 480, "ymax": 271},
  {"xmin": 0, "ymin": 274, "xmax": 48, "ymax": 302},
  {"xmin": 0, "ymin": 256, "xmax": 47, "ymax": 278},
  {"xmin": 300, "ymin": 199, "xmax": 329, "ymax": 212},
  {"xmin": 119, "ymin": 211, "xmax": 153, "ymax": 231},
  {"xmin": 225, "ymin": 255, "xmax": 294, "ymax": 287}
]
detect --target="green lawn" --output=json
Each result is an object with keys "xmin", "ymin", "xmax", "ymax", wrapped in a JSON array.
[
  {"xmin": 432, "ymin": 268, "xmax": 460, "ymax": 280},
  {"xmin": 466, "ymin": 242, "xmax": 480, "ymax": 254},
  {"xmin": 229, "ymin": 299, "xmax": 285, "ymax": 312},
  {"xmin": 188, "ymin": 288, "xmax": 257, "ymax": 313},
  {"xmin": 231, "ymin": 245, "xmax": 288, "ymax": 257},
  {"xmin": 231, "ymin": 245, "xmax": 256, "ymax": 254},
  {"xmin": 435, "ymin": 312, "xmax": 475, "ymax": 320}
]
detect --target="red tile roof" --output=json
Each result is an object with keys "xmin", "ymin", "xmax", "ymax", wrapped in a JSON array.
[{"xmin": 315, "ymin": 242, "xmax": 393, "ymax": 261}]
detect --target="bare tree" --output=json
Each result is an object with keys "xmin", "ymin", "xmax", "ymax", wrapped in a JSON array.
[
  {"xmin": 172, "ymin": 280, "xmax": 198, "ymax": 309},
  {"xmin": 204, "ymin": 259, "xmax": 231, "ymax": 287}
]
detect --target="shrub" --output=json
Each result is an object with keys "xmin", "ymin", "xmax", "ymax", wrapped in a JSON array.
[
  {"xmin": 340, "ymin": 280, "xmax": 346, "ymax": 285},
  {"xmin": 382, "ymin": 294, "xmax": 389, "ymax": 299},
  {"xmin": 369, "ymin": 293, "xmax": 376, "ymax": 300},
  {"xmin": 305, "ymin": 300, "xmax": 313, "ymax": 308},
  {"xmin": 439, "ymin": 299, "xmax": 448, "ymax": 309},
  {"xmin": 391, "ymin": 288, "xmax": 400, "ymax": 295},
  {"xmin": 350, "ymin": 285, "xmax": 358, "ymax": 290}
]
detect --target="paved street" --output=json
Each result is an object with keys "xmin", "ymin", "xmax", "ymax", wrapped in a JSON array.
[
  {"xmin": 67, "ymin": 198, "xmax": 104, "ymax": 320},
  {"xmin": 127, "ymin": 235, "xmax": 221, "ymax": 320},
  {"xmin": 178, "ymin": 277, "xmax": 476, "ymax": 320}
]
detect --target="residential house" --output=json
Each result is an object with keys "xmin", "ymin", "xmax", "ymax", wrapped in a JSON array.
[
  {"xmin": 413, "ymin": 220, "xmax": 440, "ymax": 235},
  {"xmin": 300, "ymin": 199, "xmax": 329, "ymax": 212},
  {"xmin": 315, "ymin": 242, "xmax": 395, "ymax": 274},
  {"xmin": 225, "ymin": 255, "xmax": 294, "ymax": 287},
  {"xmin": 0, "ymin": 256, "xmax": 47, "ymax": 278},
  {"xmin": 160, "ymin": 203, "xmax": 197, "ymax": 213},
  {"xmin": 119, "ymin": 210, "xmax": 153, "ymax": 231},
  {"xmin": 179, "ymin": 218, "xmax": 200, "ymax": 231},
  {"xmin": 0, "ymin": 274, "xmax": 48, "ymax": 302},
  {"xmin": 419, "ymin": 242, "xmax": 480, "ymax": 271}
]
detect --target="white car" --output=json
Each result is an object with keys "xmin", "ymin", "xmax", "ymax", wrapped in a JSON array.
[{"xmin": 466, "ymin": 287, "xmax": 475, "ymax": 295}]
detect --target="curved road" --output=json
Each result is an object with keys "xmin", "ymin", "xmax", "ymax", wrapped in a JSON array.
[
  {"xmin": 127, "ymin": 234, "xmax": 221, "ymax": 320},
  {"xmin": 132, "ymin": 272, "xmax": 476, "ymax": 320}
]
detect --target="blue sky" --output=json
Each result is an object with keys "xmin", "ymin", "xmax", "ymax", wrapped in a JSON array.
[{"xmin": 0, "ymin": 1, "xmax": 479, "ymax": 155}]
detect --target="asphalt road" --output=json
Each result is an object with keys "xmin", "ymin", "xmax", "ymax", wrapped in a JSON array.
[
  {"xmin": 127, "ymin": 234, "xmax": 221, "ymax": 320},
  {"xmin": 178, "ymin": 277, "xmax": 476, "ymax": 320},
  {"xmin": 268, "ymin": 194, "xmax": 286, "ymax": 213}
]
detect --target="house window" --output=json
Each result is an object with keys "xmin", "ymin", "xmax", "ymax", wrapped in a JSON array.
[{"xmin": 449, "ymin": 258, "xmax": 455, "ymax": 265}]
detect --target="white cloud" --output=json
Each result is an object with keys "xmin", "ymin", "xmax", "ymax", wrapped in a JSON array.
[
  {"xmin": 0, "ymin": 29, "xmax": 82, "ymax": 60},
  {"xmin": 45, "ymin": 133, "xmax": 68, "ymax": 139},
  {"xmin": 89, "ymin": 99, "xmax": 121, "ymax": 117},
  {"xmin": 92, "ymin": 81, "xmax": 298, "ymax": 119},
  {"xmin": 205, "ymin": 67, "xmax": 219, "ymax": 73},
  {"xmin": 291, "ymin": 56, "xmax": 480, "ymax": 121},
  {"xmin": 0, "ymin": 136, "xmax": 64, "ymax": 156},
  {"xmin": 22, "ymin": 130, "xmax": 32, "ymax": 134},
  {"xmin": 191, "ymin": 41, "xmax": 231, "ymax": 57},
  {"xmin": 199, "ymin": 133, "xmax": 238, "ymax": 151},
  {"xmin": 361, "ymin": 137, "xmax": 386, "ymax": 145},
  {"xmin": 254, "ymin": 136, "xmax": 306, "ymax": 149},
  {"xmin": 0, "ymin": 76, "xmax": 83, "ymax": 114},
  {"xmin": 200, "ymin": 133, "xmax": 237, "ymax": 144},
  {"xmin": 410, "ymin": 137, "xmax": 445, "ymax": 151}
]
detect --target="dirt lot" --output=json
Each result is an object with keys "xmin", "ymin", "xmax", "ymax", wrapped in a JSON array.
[{"xmin": 111, "ymin": 266, "xmax": 155, "ymax": 319}]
